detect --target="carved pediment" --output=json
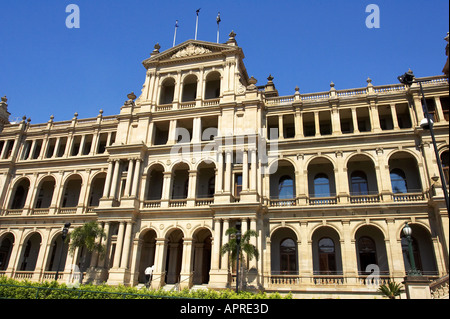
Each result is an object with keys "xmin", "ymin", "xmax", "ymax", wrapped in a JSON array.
[{"xmin": 170, "ymin": 44, "xmax": 212, "ymax": 59}]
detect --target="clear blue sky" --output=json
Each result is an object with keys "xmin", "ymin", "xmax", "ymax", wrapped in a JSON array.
[{"xmin": 0, "ymin": 0, "xmax": 448, "ymax": 124}]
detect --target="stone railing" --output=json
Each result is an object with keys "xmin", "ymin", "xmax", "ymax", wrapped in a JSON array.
[
  {"xmin": 264, "ymin": 75, "xmax": 447, "ymax": 106},
  {"xmin": 266, "ymin": 272, "xmax": 393, "ymax": 288},
  {"xmin": 143, "ymin": 200, "xmax": 162, "ymax": 208},
  {"xmin": 430, "ymin": 274, "xmax": 449, "ymax": 299}
]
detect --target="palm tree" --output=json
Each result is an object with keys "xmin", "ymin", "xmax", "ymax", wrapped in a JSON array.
[
  {"xmin": 378, "ymin": 281, "xmax": 404, "ymax": 299},
  {"xmin": 220, "ymin": 227, "xmax": 259, "ymax": 291},
  {"xmin": 66, "ymin": 221, "xmax": 106, "ymax": 281}
]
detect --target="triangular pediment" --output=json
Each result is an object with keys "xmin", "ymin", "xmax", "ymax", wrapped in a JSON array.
[{"xmin": 142, "ymin": 40, "xmax": 242, "ymax": 68}]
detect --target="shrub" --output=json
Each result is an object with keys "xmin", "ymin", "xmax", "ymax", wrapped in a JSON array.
[{"xmin": 0, "ymin": 277, "xmax": 293, "ymax": 299}]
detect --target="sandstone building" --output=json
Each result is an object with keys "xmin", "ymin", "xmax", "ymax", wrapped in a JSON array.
[{"xmin": 0, "ymin": 32, "xmax": 448, "ymax": 298}]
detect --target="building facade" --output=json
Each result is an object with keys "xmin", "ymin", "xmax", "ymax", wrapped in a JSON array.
[{"xmin": 0, "ymin": 32, "xmax": 449, "ymax": 298}]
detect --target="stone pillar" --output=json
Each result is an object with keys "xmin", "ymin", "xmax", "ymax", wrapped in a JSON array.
[
  {"xmin": 242, "ymin": 149, "xmax": 249, "ymax": 192},
  {"xmin": 102, "ymin": 160, "xmax": 114, "ymax": 198},
  {"xmin": 120, "ymin": 222, "xmax": 133, "ymax": 269},
  {"xmin": 224, "ymin": 150, "xmax": 232, "ymax": 193},
  {"xmin": 211, "ymin": 219, "xmax": 222, "ymax": 271},
  {"xmin": 215, "ymin": 151, "xmax": 224, "ymax": 194},
  {"xmin": 151, "ymin": 238, "xmax": 167, "ymax": 289},
  {"xmin": 124, "ymin": 159, "xmax": 134, "ymax": 197},
  {"xmin": 314, "ymin": 111, "xmax": 320, "ymax": 136},
  {"xmin": 109, "ymin": 160, "xmax": 121, "ymax": 199},
  {"xmin": 112, "ymin": 222, "xmax": 125, "ymax": 269},
  {"xmin": 351, "ymin": 108, "xmax": 360, "ymax": 133},
  {"xmin": 250, "ymin": 149, "xmax": 257, "ymax": 192},
  {"xmin": 390, "ymin": 103, "xmax": 400, "ymax": 129},
  {"xmin": 179, "ymin": 238, "xmax": 194, "ymax": 289},
  {"xmin": 130, "ymin": 159, "xmax": 141, "ymax": 197}
]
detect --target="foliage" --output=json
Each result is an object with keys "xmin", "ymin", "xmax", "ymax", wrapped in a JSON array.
[
  {"xmin": 220, "ymin": 227, "xmax": 259, "ymax": 265},
  {"xmin": 377, "ymin": 281, "xmax": 404, "ymax": 299},
  {"xmin": 66, "ymin": 221, "xmax": 106, "ymax": 258},
  {"xmin": 0, "ymin": 276, "xmax": 293, "ymax": 299}
]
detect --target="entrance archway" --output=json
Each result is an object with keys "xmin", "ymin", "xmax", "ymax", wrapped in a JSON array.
[
  {"xmin": 192, "ymin": 228, "xmax": 212, "ymax": 285},
  {"xmin": 165, "ymin": 229, "xmax": 184, "ymax": 284}
]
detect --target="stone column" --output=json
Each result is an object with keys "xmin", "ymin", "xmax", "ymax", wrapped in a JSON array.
[
  {"xmin": 224, "ymin": 150, "xmax": 232, "ymax": 193},
  {"xmin": 221, "ymin": 219, "xmax": 230, "ymax": 270},
  {"xmin": 215, "ymin": 151, "xmax": 224, "ymax": 193},
  {"xmin": 314, "ymin": 111, "xmax": 320, "ymax": 136},
  {"xmin": 131, "ymin": 159, "xmax": 141, "ymax": 197},
  {"xmin": 242, "ymin": 149, "xmax": 249, "ymax": 192},
  {"xmin": 112, "ymin": 222, "xmax": 125, "ymax": 269},
  {"xmin": 351, "ymin": 108, "xmax": 360, "ymax": 133},
  {"xmin": 250, "ymin": 149, "xmax": 257, "ymax": 192},
  {"xmin": 151, "ymin": 238, "xmax": 167, "ymax": 289},
  {"xmin": 102, "ymin": 160, "xmax": 114, "ymax": 198},
  {"xmin": 211, "ymin": 219, "xmax": 222, "ymax": 271},
  {"xmin": 109, "ymin": 160, "xmax": 121, "ymax": 199},
  {"xmin": 179, "ymin": 238, "xmax": 194, "ymax": 289},
  {"xmin": 120, "ymin": 222, "xmax": 133, "ymax": 269},
  {"xmin": 124, "ymin": 159, "xmax": 134, "ymax": 197}
]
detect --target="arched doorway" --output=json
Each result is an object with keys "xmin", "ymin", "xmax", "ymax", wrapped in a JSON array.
[
  {"xmin": 46, "ymin": 233, "xmax": 69, "ymax": 272},
  {"xmin": 312, "ymin": 227, "xmax": 342, "ymax": 275},
  {"xmin": 401, "ymin": 224, "xmax": 438, "ymax": 276},
  {"xmin": 10, "ymin": 178, "xmax": 30, "ymax": 210},
  {"xmin": 0, "ymin": 233, "xmax": 14, "ymax": 271},
  {"xmin": 165, "ymin": 229, "xmax": 184, "ymax": 284},
  {"xmin": 192, "ymin": 228, "xmax": 212, "ymax": 285},
  {"xmin": 34, "ymin": 176, "xmax": 56, "ymax": 209},
  {"xmin": 355, "ymin": 225, "xmax": 389, "ymax": 275},
  {"xmin": 138, "ymin": 229, "xmax": 157, "ymax": 283},
  {"xmin": 270, "ymin": 227, "xmax": 298, "ymax": 275},
  {"xmin": 19, "ymin": 233, "xmax": 42, "ymax": 271}
]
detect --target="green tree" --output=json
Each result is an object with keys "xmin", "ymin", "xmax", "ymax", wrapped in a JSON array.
[
  {"xmin": 66, "ymin": 221, "xmax": 106, "ymax": 274},
  {"xmin": 220, "ymin": 227, "xmax": 259, "ymax": 291},
  {"xmin": 377, "ymin": 281, "xmax": 404, "ymax": 299}
]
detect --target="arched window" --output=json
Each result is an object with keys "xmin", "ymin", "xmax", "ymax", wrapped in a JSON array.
[
  {"xmin": 159, "ymin": 78, "xmax": 175, "ymax": 105},
  {"xmin": 10, "ymin": 179, "xmax": 30, "ymax": 210},
  {"xmin": 318, "ymin": 237, "xmax": 336, "ymax": 273},
  {"xmin": 280, "ymin": 238, "xmax": 297, "ymax": 273},
  {"xmin": 314, "ymin": 174, "xmax": 330, "ymax": 197},
  {"xmin": 351, "ymin": 171, "xmax": 369, "ymax": 195},
  {"xmin": 390, "ymin": 168, "xmax": 408, "ymax": 193},
  {"xmin": 204, "ymin": 71, "xmax": 221, "ymax": 99},
  {"xmin": 278, "ymin": 175, "xmax": 294, "ymax": 199},
  {"xmin": 182, "ymin": 75, "xmax": 198, "ymax": 102},
  {"xmin": 358, "ymin": 236, "xmax": 377, "ymax": 273}
]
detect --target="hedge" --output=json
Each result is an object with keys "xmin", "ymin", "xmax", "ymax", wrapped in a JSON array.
[{"xmin": 0, "ymin": 277, "xmax": 292, "ymax": 299}]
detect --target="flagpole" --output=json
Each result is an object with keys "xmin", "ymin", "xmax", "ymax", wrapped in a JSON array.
[
  {"xmin": 195, "ymin": 8, "xmax": 200, "ymax": 40},
  {"xmin": 173, "ymin": 20, "xmax": 178, "ymax": 47},
  {"xmin": 216, "ymin": 12, "xmax": 221, "ymax": 43}
]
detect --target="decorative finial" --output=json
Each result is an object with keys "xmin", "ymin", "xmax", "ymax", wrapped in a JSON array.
[
  {"xmin": 127, "ymin": 92, "xmax": 137, "ymax": 101},
  {"xmin": 248, "ymin": 76, "xmax": 257, "ymax": 85},
  {"xmin": 267, "ymin": 74, "xmax": 274, "ymax": 82},
  {"xmin": 295, "ymin": 86, "xmax": 300, "ymax": 92},
  {"xmin": 1, "ymin": 96, "xmax": 7, "ymax": 103},
  {"xmin": 227, "ymin": 31, "xmax": 237, "ymax": 45}
]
